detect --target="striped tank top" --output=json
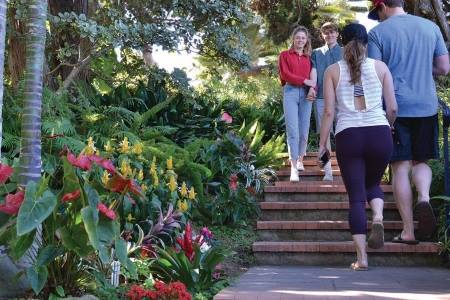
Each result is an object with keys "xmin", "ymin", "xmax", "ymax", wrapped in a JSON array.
[{"xmin": 335, "ymin": 58, "xmax": 390, "ymax": 135}]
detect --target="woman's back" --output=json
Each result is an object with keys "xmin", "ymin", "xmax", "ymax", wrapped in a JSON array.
[{"xmin": 334, "ymin": 58, "xmax": 389, "ymax": 135}]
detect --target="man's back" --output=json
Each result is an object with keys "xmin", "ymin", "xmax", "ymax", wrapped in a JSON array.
[{"xmin": 368, "ymin": 14, "xmax": 448, "ymax": 117}]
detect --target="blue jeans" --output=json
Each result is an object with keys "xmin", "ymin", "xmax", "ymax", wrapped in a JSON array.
[
  {"xmin": 283, "ymin": 84, "xmax": 312, "ymax": 160},
  {"xmin": 314, "ymin": 98, "xmax": 325, "ymax": 134}
]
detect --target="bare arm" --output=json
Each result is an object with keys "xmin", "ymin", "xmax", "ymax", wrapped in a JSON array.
[
  {"xmin": 376, "ymin": 61, "xmax": 397, "ymax": 127},
  {"xmin": 318, "ymin": 65, "xmax": 337, "ymax": 151},
  {"xmin": 433, "ymin": 54, "xmax": 450, "ymax": 76},
  {"xmin": 306, "ymin": 68, "xmax": 317, "ymax": 100}
]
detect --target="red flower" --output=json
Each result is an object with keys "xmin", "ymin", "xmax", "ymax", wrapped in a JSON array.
[
  {"xmin": 97, "ymin": 202, "xmax": 116, "ymax": 220},
  {"xmin": 176, "ymin": 222, "xmax": 195, "ymax": 261},
  {"xmin": 246, "ymin": 186, "xmax": 256, "ymax": 195},
  {"xmin": 61, "ymin": 189, "xmax": 81, "ymax": 202},
  {"xmin": 229, "ymin": 174, "xmax": 238, "ymax": 191},
  {"xmin": 67, "ymin": 151, "xmax": 92, "ymax": 170},
  {"xmin": 107, "ymin": 173, "xmax": 143, "ymax": 198},
  {"xmin": 88, "ymin": 155, "xmax": 116, "ymax": 174},
  {"xmin": 0, "ymin": 163, "xmax": 14, "ymax": 184},
  {"xmin": 0, "ymin": 190, "xmax": 25, "ymax": 216},
  {"xmin": 220, "ymin": 112, "xmax": 233, "ymax": 124}
]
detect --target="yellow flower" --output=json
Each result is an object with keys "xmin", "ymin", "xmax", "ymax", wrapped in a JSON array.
[
  {"xmin": 132, "ymin": 142, "xmax": 144, "ymax": 155},
  {"xmin": 168, "ymin": 175, "xmax": 177, "ymax": 192},
  {"xmin": 188, "ymin": 186, "xmax": 196, "ymax": 200},
  {"xmin": 166, "ymin": 156, "xmax": 173, "ymax": 170},
  {"xmin": 153, "ymin": 173, "xmax": 159, "ymax": 186},
  {"xmin": 104, "ymin": 140, "xmax": 114, "ymax": 153},
  {"xmin": 83, "ymin": 136, "xmax": 96, "ymax": 155},
  {"xmin": 101, "ymin": 170, "xmax": 110, "ymax": 185},
  {"xmin": 177, "ymin": 200, "xmax": 189, "ymax": 212},
  {"xmin": 119, "ymin": 136, "xmax": 130, "ymax": 153},
  {"xmin": 180, "ymin": 182, "xmax": 188, "ymax": 197},
  {"xmin": 141, "ymin": 184, "xmax": 148, "ymax": 193},
  {"xmin": 137, "ymin": 169, "xmax": 144, "ymax": 181},
  {"xmin": 150, "ymin": 157, "xmax": 157, "ymax": 175},
  {"xmin": 120, "ymin": 159, "xmax": 132, "ymax": 177},
  {"xmin": 127, "ymin": 213, "xmax": 135, "ymax": 222}
]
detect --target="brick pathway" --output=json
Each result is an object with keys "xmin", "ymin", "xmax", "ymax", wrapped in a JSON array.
[{"xmin": 214, "ymin": 266, "xmax": 450, "ymax": 300}]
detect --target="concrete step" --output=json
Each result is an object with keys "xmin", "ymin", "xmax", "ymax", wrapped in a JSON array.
[
  {"xmin": 253, "ymin": 241, "xmax": 442, "ymax": 266},
  {"xmin": 257, "ymin": 220, "xmax": 414, "ymax": 241},
  {"xmin": 264, "ymin": 184, "xmax": 394, "ymax": 202},
  {"xmin": 260, "ymin": 202, "xmax": 400, "ymax": 221}
]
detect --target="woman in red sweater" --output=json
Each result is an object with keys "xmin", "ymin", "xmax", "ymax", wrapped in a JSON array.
[{"xmin": 279, "ymin": 26, "xmax": 316, "ymax": 181}]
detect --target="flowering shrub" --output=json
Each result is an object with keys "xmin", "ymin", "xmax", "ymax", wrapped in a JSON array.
[
  {"xmin": 126, "ymin": 281, "xmax": 191, "ymax": 300},
  {"xmin": 150, "ymin": 224, "xmax": 226, "ymax": 294}
]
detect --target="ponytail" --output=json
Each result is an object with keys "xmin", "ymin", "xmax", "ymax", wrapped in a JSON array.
[{"xmin": 343, "ymin": 40, "xmax": 366, "ymax": 84}]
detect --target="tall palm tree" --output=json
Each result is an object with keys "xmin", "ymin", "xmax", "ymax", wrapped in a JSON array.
[
  {"xmin": 0, "ymin": 0, "xmax": 48, "ymax": 297},
  {"xmin": 18, "ymin": 0, "xmax": 47, "ymax": 185}
]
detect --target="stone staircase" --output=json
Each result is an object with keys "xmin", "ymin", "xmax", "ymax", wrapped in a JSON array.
[{"xmin": 253, "ymin": 152, "xmax": 442, "ymax": 266}]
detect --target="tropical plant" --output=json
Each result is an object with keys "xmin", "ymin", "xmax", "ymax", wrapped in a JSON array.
[{"xmin": 150, "ymin": 223, "xmax": 226, "ymax": 295}]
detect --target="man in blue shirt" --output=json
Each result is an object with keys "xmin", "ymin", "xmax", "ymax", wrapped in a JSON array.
[
  {"xmin": 309, "ymin": 22, "xmax": 342, "ymax": 181},
  {"xmin": 368, "ymin": 0, "xmax": 449, "ymax": 243}
]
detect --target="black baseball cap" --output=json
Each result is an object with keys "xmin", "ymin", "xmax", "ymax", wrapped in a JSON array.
[{"xmin": 341, "ymin": 23, "xmax": 368, "ymax": 45}]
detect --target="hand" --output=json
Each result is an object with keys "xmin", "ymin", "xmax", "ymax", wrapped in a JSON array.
[
  {"xmin": 306, "ymin": 88, "xmax": 316, "ymax": 101},
  {"xmin": 317, "ymin": 145, "xmax": 330, "ymax": 168}
]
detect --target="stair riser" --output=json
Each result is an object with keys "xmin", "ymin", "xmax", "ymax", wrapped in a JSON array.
[
  {"xmin": 254, "ymin": 252, "xmax": 442, "ymax": 266},
  {"xmin": 260, "ymin": 210, "xmax": 400, "ymax": 221},
  {"xmin": 264, "ymin": 193, "xmax": 395, "ymax": 202},
  {"xmin": 277, "ymin": 175, "xmax": 343, "ymax": 182},
  {"xmin": 257, "ymin": 229, "xmax": 401, "ymax": 242}
]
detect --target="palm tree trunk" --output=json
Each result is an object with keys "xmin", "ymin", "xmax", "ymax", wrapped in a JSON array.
[
  {"xmin": 0, "ymin": 1, "xmax": 47, "ymax": 297},
  {"xmin": 0, "ymin": 0, "xmax": 6, "ymax": 157},
  {"xmin": 18, "ymin": 0, "xmax": 47, "ymax": 185}
]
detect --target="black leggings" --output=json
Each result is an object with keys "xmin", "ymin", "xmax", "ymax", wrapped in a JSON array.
[{"xmin": 335, "ymin": 125, "xmax": 393, "ymax": 235}]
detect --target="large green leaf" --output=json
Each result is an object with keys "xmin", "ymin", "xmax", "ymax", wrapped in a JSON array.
[
  {"xmin": 60, "ymin": 158, "xmax": 86, "ymax": 205},
  {"xmin": 35, "ymin": 245, "xmax": 65, "ymax": 267},
  {"xmin": 9, "ymin": 229, "xmax": 36, "ymax": 261},
  {"xmin": 81, "ymin": 206, "xmax": 99, "ymax": 250},
  {"xmin": 58, "ymin": 224, "xmax": 93, "ymax": 257},
  {"xmin": 17, "ymin": 181, "xmax": 57, "ymax": 236},
  {"xmin": 26, "ymin": 265, "xmax": 48, "ymax": 295}
]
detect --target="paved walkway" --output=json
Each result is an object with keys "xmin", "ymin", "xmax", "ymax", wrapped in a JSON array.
[{"xmin": 214, "ymin": 266, "xmax": 450, "ymax": 300}]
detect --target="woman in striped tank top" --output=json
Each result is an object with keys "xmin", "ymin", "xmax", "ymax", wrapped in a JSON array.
[{"xmin": 318, "ymin": 23, "xmax": 397, "ymax": 270}]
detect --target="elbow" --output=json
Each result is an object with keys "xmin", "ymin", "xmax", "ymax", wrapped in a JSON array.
[{"xmin": 435, "ymin": 61, "xmax": 450, "ymax": 75}]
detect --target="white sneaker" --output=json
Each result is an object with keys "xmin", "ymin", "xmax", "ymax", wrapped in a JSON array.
[
  {"xmin": 323, "ymin": 162, "xmax": 333, "ymax": 181},
  {"xmin": 296, "ymin": 161, "xmax": 305, "ymax": 171},
  {"xmin": 322, "ymin": 173, "xmax": 333, "ymax": 181},
  {"xmin": 290, "ymin": 167, "xmax": 299, "ymax": 181}
]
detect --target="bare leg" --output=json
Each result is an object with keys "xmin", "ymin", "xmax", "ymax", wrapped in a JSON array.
[
  {"xmin": 369, "ymin": 198, "xmax": 384, "ymax": 223},
  {"xmin": 352, "ymin": 234, "xmax": 368, "ymax": 268},
  {"xmin": 391, "ymin": 161, "xmax": 415, "ymax": 240},
  {"xmin": 411, "ymin": 162, "xmax": 432, "ymax": 203}
]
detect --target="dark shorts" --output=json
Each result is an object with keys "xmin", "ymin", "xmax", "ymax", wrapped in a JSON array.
[{"xmin": 391, "ymin": 114, "xmax": 439, "ymax": 162}]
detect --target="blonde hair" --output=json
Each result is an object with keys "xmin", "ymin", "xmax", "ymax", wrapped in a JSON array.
[
  {"xmin": 343, "ymin": 40, "xmax": 366, "ymax": 84},
  {"xmin": 291, "ymin": 26, "xmax": 312, "ymax": 56}
]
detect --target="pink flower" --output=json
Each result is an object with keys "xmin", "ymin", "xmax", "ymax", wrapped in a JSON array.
[
  {"xmin": 0, "ymin": 190, "xmax": 25, "ymax": 215},
  {"xmin": 97, "ymin": 202, "xmax": 116, "ymax": 220},
  {"xmin": 61, "ymin": 189, "xmax": 81, "ymax": 202},
  {"xmin": 201, "ymin": 227, "xmax": 213, "ymax": 240},
  {"xmin": 88, "ymin": 155, "xmax": 116, "ymax": 174},
  {"xmin": 0, "ymin": 164, "xmax": 14, "ymax": 184},
  {"xmin": 220, "ymin": 112, "xmax": 233, "ymax": 124},
  {"xmin": 229, "ymin": 174, "xmax": 238, "ymax": 191},
  {"xmin": 67, "ymin": 151, "xmax": 92, "ymax": 170}
]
